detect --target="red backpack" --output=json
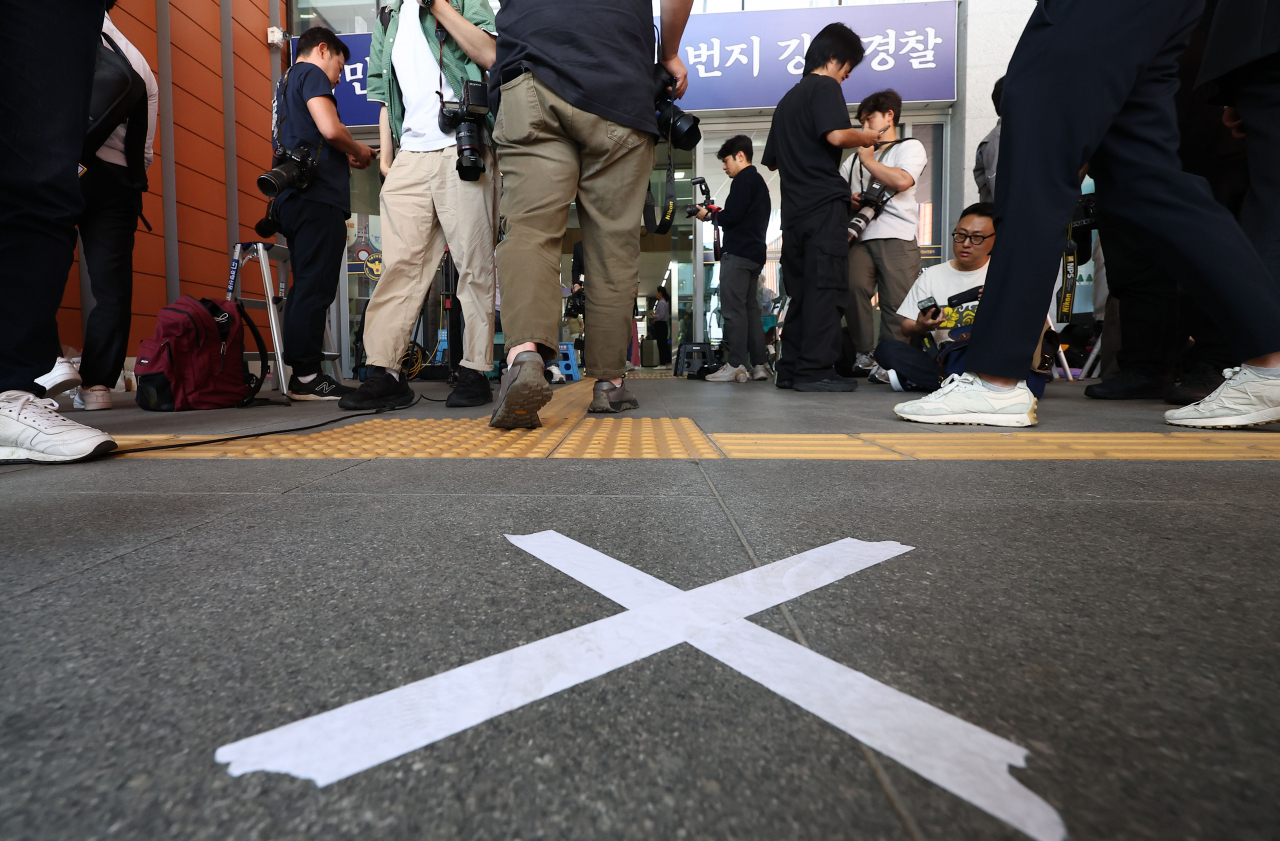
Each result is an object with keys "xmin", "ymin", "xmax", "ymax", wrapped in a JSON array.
[{"xmin": 135, "ymin": 295, "xmax": 269, "ymax": 411}]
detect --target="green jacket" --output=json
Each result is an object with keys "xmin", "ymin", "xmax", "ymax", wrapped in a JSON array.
[{"xmin": 367, "ymin": 0, "xmax": 497, "ymax": 146}]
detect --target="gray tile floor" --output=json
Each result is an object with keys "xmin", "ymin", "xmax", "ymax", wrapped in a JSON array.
[{"xmin": 3, "ymin": 379, "xmax": 1279, "ymax": 840}]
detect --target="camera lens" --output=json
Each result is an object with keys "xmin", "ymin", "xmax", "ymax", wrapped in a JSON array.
[
  {"xmin": 656, "ymin": 102, "xmax": 701, "ymax": 151},
  {"xmin": 454, "ymin": 122, "xmax": 485, "ymax": 182},
  {"xmin": 256, "ymin": 161, "xmax": 300, "ymax": 197}
]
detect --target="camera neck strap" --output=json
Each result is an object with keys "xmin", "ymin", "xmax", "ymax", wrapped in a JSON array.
[
  {"xmin": 273, "ymin": 65, "xmax": 325, "ymax": 164},
  {"xmin": 852, "ymin": 138, "xmax": 905, "ymax": 190},
  {"xmin": 644, "ymin": 152, "xmax": 677, "ymax": 236}
]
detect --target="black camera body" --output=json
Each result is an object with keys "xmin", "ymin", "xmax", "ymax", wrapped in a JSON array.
[
  {"xmin": 439, "ymin": 80, "xmax": 490, "ymax": 181},
  {"xmin": 848, "ymin": 180, "xmax": 895, "ymax": 243},
  {"xmin": 257, "ymin": 144, "xmax": 319, "ymax": 198},
  {"xmin": 654, "ymin": 72, "xmax": 700, "ymax": 151}
]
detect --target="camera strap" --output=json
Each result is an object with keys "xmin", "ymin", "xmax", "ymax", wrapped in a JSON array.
[
  {"xmin": 850, "ymin": 138, "xmax": 904, "ymax": 192},
  {"xmin": 644, "ymin": 154, "xmax": 677, "ymax": 235},
  {"xmin": 272, "ymin": 65, "xmax": 325, "ymax": 167}
]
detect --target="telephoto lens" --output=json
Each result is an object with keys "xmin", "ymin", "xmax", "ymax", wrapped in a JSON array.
[
  {"xmin": 257, "ymin": 159, "xmax": 302, "ymax": 197},
  {"xmin": 847, "ymin": 206, "xmax": 877, "ymax": 243}
]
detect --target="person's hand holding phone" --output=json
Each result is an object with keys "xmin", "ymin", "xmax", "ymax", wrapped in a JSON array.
[{"xmin": 918, "ymin": 303, "xmax": 945, "ymax": 331}]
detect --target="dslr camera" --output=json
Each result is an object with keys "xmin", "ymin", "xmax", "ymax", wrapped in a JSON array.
[
  {"xmin": 257, "ymin": 144, "xmax": 320, "ymax": 198},
  {"xmin": 848, "ymin": 180, "xmax": 895, "ymax": 243},
  {"xmin": 684, "ymin": 176, "xmax": 719, "ymax": 219},
  {"xmin": 654, "ymin": 72, "xmax": 700, "ymax": 151},
  {"xmin": 439, "ymin": 80, "xmax": 490, "ymax": 181}
]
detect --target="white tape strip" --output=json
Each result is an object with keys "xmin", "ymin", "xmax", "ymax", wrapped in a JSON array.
[
  {"xmin": 507, "ymin": 531, "xmax": 1066, "ymax": 841},
  {"xmin": 215, "ymin": 534, "xmax": 908, "ymax": 787}
]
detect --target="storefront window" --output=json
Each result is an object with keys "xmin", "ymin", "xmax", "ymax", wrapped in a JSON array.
[
  {"xmin": 904, "ymin": 121, "xmax": 946, "ymax": 267},
  {"xmin": 292, "ymin": 0, "xmax": 378, "ymax": 35}
]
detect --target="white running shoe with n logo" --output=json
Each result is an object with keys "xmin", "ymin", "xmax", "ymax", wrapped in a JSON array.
[
  {"xmin": 1164, "ymin": 366, "xmax": 1280, "ymax": 428},
  {"xmin": 893, "ymin": 373, "xmax": 1037, "ymax": 427},
  {"xmin": 0, "ymin": 390, "xmax": 116, "ymax": 463}
]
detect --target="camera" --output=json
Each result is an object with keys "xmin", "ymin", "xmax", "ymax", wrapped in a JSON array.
[
  {"xmin": 654, "ymin": 72, "xmax": 700, "ymax": 151},
  {"xmin": 439, "ymin": 80, "xmax": 490, "ymax": 181},
  {"xmin": 257, "ymin": 145, "xmax": 319, "ymax": 197},
  {"xmin": 848, "ymin": 180, "xmax": 895, "ymax": 243},
  {"xmin": 684, "ymin": 176, "xmax": 717, "ymax": 219},
  {"xmin": 916, "ymin": 296, "xmax": 940, "ymax": 319},
  {"xmin": 564, "ymin": 286, "xmax": 585, "ymax": 320}
]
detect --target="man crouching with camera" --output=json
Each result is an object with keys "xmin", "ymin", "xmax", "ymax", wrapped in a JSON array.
[
  {"xmin": 265, "ymin": 27, "xmax": 374, "ymax": 400},
  {"xmin": 340, "ymin": 0, "xmax": 500, "ymax": 411},
  {"xmin": 486, "ymin": 0, "xmax": 696, "ymax": 428}
]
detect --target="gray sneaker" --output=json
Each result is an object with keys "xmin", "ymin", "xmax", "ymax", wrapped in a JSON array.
[
  {"xmin": 1164, "ymin": 366, "xmax": 1280, "ymax": 428},
  {"xmin": 750, "ymin": 364, "xmax": 772, "ymax": 381},
  {"xmin": 853, "ymin": 352, "xmax": 875, "ymax": 376},
  {"xmin": 589, "ymin": 380, "xmax": 639, "ymax": 413},
  {"xmin": 705, "ymin": 363, "xmax": 748, "ymax": 383},
  {"xmin": 490, "ymin": 351, "xmax": 553, "ymax": 429}
]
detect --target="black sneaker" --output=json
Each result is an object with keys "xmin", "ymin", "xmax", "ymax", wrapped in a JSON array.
[
  {"xmin": 490, "ymin": 351, "xmax": 552, "ymax": 429},
  {"xmin": 446, "ymin": 367, "xmax": 493, "ymax": 408},
  {"xmin": 287, "ymin": 372, "xmax": 356, "ymax": 401},
  {"xmin": 338, "ymin": 367, "xmax": 414, "ymax": 410},
  {"xmin": 794, "ymin": 377, "xmax": 859, "ymax": 393},
  {"xmin": 1083, "ymin": 370, "xmax": 1165, "ymax": 400}
]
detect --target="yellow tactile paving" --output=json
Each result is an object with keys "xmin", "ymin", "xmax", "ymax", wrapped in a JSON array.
[
  {"xmin": 711, "ymin": 433, "xmax": 908, "ymax": 460},
  {"xmin": 551, "ymin": 417, "xmax": 722, "ymax": 459},
  {"xmin": 861, "ymin": 432, "xmax": 1280, "ymax": 460},
  {"xmin": 624, "ymin": 370, "xmax": 678, "ymax": 379}
]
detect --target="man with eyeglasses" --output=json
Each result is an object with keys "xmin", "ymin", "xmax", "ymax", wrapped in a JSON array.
[{"xmin": 874, "ymin": 203, "xmax": 1019, "ymax": 393}]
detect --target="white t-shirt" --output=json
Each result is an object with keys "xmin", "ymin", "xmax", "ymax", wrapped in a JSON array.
[
  {"xmin": 840, "ymin": 137, "xmax": 928, "ymax": 243},
  {"xmin": 392, "ymin": 1, "xmax": 457, "ymax": 152},
  {"xmin": 98, "ymin": 13, "xmax": 158, "ymax": 170},
  {"xmin": 896, "ymin": 260, "xmax": 988, "ymax": 346}
]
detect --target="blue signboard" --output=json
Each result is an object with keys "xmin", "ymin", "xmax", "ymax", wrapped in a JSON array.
[
  {"xmin": 676, "ymin": 4, "xmax": 957, "ymax": 110},
  {"xmin": 303, "ymin": 3, "xmax": 956, "ymax": 127}
]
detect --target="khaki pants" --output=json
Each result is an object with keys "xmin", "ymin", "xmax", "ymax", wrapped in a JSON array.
[
  {"xmin": 494, "ymin": 71, "xmax": 654, "ymax": 381},
  {"xmin": 363, "ymin": 147, "xmax": 498, "ymax": 373},
  {"xmin": 848, "ymin": 237, "xmax": 921, "ymax": 353}
]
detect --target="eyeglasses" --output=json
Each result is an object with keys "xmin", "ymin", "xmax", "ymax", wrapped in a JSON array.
[{"xmin": 952, "ymin": 232, "xmax": 992, "ymax": 244}]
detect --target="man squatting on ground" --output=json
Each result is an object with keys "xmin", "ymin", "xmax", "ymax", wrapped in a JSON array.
[
  {"xmin": 486, "ymin": 0, "xmax": 696, "ymax": 428},
  {"xmin": 695, "ymin": 135, "xmax": 773, "ymax": 384},
  {"xmin": 272, "ymin": 28, "xmax": 376, "ymax": 401},
  {"xmin": 340, "ymin": 0, "xmax": 500, "ymax": 411},
  {"xmin": 840, "ymin": 89, "xmax": 928, "ymax": 376},
  {"xmin": 761, "ymin": 24, "xmax": 880, "ymax": 393},
  {"xmin": 894, "ymin": 0, "xmax": 1280, "ymax": 429}
]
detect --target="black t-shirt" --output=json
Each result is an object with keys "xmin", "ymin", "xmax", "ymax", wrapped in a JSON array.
[
  {"xmin": 492, "ymin": 0, "xmax": 658, "ymax": 135},
  {"xmin": 761, "ymin": 74, "xmax": 851, "ymax": 226},
  {"xmin": 275, "ymin": 62, "xmax": 350, "ymax": 216}
]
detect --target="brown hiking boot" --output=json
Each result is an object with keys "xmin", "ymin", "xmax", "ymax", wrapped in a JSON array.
[
  {"xmin": 589, "ymin": 380, "xmax": 639, "ymax": 413},
  {"xmin": 490, "ymin": 351, "xmax": 553, "ymax": 429}
]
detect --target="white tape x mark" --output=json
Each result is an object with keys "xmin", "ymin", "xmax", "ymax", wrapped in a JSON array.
[{"xmin": 215, "ymin": 532, "xmax": 1066, "ymax": 841}]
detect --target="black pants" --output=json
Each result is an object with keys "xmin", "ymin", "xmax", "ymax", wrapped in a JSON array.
[
  {"xmin": 0, "ymin": 0, "xmax": 101, "ymax": 395},
  {"xmin": 77, "ymin": 162, "xmax": 143, "ymax": 389},
  {"xmin": 652, "ymin": 319, "xmax": 671, "ymax": 364},
  {"xmin": 1096, "ymin": 216, "xmax": 1184, "ymax": 378},
  {"xmin": 1233, "ymin": 57, "xmax": 1280, "ymax": 285},
  {"xmin": 277, "ymin": 195, "xmax": 347, "ymax": 378},
  {"xmin": 719, "ymin": 253, "xmax": 767, "ymax": 369},
  {"xmin": 778, "ymin": 199, "xmax": 850, "ymax": 384},
  {"xmin": 873, "ymin": 339, "xmax": 939, "ymax": 391},
  {"xmin": 967, "ymin": 0, "xmax": 1280, "ymax": 378}
]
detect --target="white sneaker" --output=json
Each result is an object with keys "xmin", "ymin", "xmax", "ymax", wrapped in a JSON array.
[
  {"xmin": 79, "ymin": 385, "xmax": 114, "ymax": 411},
  {"xmin": 546, "ymin": 364, "xmax": 566, "ymax": 384},
  {"xmin": 887, "ymin": 369, "xmax": 905, "ymax": 393},
  {"xmin": 705, "ymin": 363, "xmax": 749, "ymax": 383},
  {"xmin": 750, "ymin": 364, "xmax": 772, "ymax": 381},
  {"xmin": 893, "ymin": 373, "xmax": 1037, "ymax": 427},
  {"xmin": 0, "ymin": 390, "xmax": 117, "ymax": 463},
  {"xmin": 1164, "ymin": 366, "xmax": 1280, "ymax": 428},
  {"xmin": 35, "ymin": 357, "xmax": 81, "ymax": 397}
]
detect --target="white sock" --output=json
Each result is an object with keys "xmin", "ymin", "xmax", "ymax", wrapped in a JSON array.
[
  {"xmin": 297, "ymin": 373, "xmax": 317, "ymax": 384},
  {"xmin": 979, "ymin": 378, "xmax": 1017, "ymax": 392},
  {"xmin": 385, "ymin": 368, "xmax": 400, "ymax": 381},
  {"xmin": 1244, "ymin": 364, "xmax": 1280, "ymax": 379}
]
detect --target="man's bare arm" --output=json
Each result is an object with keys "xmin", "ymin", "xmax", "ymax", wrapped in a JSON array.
[
  {"xmin": 660, "ymin": 0, "xmax": 696, "ymax": 98},
  {"xmin": 826, "ymin": 127, "xmax": 879, "ymax": 149},
  {"xmin": 307, "ymin": 96, "xmax": 374, "ymax": 163},
  {"xmin": 433, "ymin": 1, "xmax": 496, "ymax": 71}
]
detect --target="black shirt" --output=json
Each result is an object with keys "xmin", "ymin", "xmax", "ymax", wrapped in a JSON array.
[
  {"xmin": 492, "ymin": 0, "xmax": 658, "ymax": 135},
  {"xmin": 715, "ymin": 165, "xmax": 770, "ymax": 267},
  {"xmin": 275, "ymin": 62, "xmax": 350, "ymax": 216},
  {"xmin": 761, "ymin": 74, "xmax": 851, "ymax": 226}
]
